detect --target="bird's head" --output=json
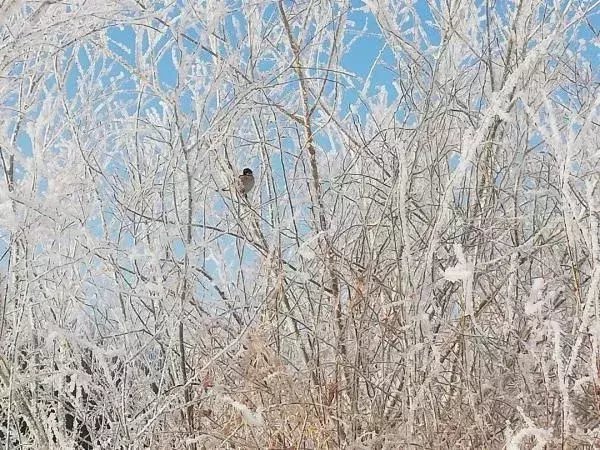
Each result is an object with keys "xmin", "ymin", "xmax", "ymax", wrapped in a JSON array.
[{"xmin": 242, "ymin": 168, "xmax": 253, "ymax": 176}]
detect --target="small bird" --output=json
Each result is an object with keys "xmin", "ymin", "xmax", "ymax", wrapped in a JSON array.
[
  {"xmin": 236, "ymin": 168, "xmax": 255, "ymax": 195},
  {"xmin": 219, "ymin": 168, "xmax": 255, "ymax": 196}
]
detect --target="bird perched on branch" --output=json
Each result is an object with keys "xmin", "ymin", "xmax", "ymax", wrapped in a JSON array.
[
  {"xmin": 236, "ymin": 167, "xmax": 255, "ymax": 195},
  {"xmin": 220, "ymin": 168, "xmax": 255, "ymax": 196}
]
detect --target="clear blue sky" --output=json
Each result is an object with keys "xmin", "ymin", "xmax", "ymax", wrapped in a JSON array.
[{"xmin": 1, "ymin": 0, "xmax": 598, "ymax": 271}]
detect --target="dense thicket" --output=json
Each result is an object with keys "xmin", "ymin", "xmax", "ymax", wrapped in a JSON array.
[{"xmin": 1, "ymin": 1, "xmax": 599, "ymax": 448}]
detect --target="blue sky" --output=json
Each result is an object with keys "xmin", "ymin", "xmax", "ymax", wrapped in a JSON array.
[{"xmin": 1, "ymin": 0, "xmax": 599, "ymax": 273}]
